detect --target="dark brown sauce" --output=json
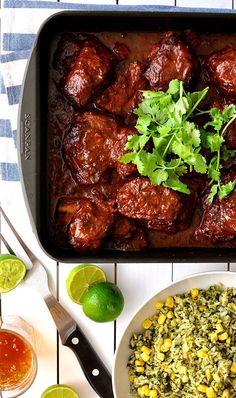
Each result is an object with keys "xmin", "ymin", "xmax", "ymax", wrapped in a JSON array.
[{"xmin": 47, "ymin": 31, "xmax": 236, "ymax": 251}]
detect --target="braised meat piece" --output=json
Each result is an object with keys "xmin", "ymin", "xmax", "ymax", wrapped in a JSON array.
[
  {"xmin": 115, "ymin": 162, "xmax": 137, "ymax": 179},
  {"xmin": 62, "ymin": 112, "xmax": 137, "ymax": 184},
  {"xmin": 195, "ymin": 171, "xmax": 236, "ymax": 243},
  {"xmin": 56, "ymin": 197, "xmax": 114, "ymax": 252},
  {"xmin": 205, "ymin": 47, "xmax": 236, "ymax": 98},
  {"xmin": 96, "ymin": 61, "xmax": 148, "ymax": 116},
  {"xmin": 144, "ymin": 32, "xmax": 194, "ymax": 91},
  {"xmin": 106, "ymin": 216, "xmax": 148, "ymax": 251},
  {"xmin": 63, "ymin": 38, "xmax": 117, "ymax": 107},
  {"xmin": 112, "ymin": 42, "xmax": 130, "ymax": 61},
  {"xmin": 116, "ymin": 178, "xmax": 196, "ymax": 233},
  {"xmin": 53, "ymin": 34, "xmax": 82, "ymax": 76}
]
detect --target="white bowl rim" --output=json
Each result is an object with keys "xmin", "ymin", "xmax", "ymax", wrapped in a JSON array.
[{"xmin": 112, "ymin": 270, "xmax": 236, "ymax": 398}]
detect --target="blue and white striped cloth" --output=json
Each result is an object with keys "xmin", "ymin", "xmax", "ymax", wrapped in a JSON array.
[{"xmin": 1, "ymin": 1, "xmax": 235, "ymax": 183}]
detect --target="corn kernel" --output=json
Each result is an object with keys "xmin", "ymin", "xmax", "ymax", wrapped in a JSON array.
[
  {"xmin": 197, "ymin": 348, "xmax": 208, "ymax": 358},
  {"xmin": 226, "ymin": 337, "xmax": 231, "ymax": 346},
  {"xmin": 129, "ymin": 375, "xmax": 135, "ymax": 382},
  {"xmin": 158, "ymin": 314, "xmax": 166, "ymax": 325},
  {"xmin": 198, "ymin": 384, "xmax": 208, "ymax": 393},
  {"xmin": 140, "ymin": 352, "xmax": 150, "ymax": 362},
  {"xmin": 206, "ymin": 369, "xmax": 211, "ymax": 382},
  {"xmin": 165, "ymin": 296, "xmax": 174, "ymax": 308},
  {"xmin": 161, "ymin": 338, "xmax": 172, "ymax": 352},
  {"xmin": 135, "ymin": 360, "xmax": 144, "ymax": 366},
  {"xmin": 216, "ymin": 323, "xmax": 224, "ymax": 333},
  {"xmin": 160, "ymin": 345, "xmax": 168, "ymax": 353},
  {"xmin": 182, "ymin": 375, "xmax": 189, "ymax": 383},
  {"xmin": 206, "ymin": 387, "xmax": 216, "ymax": 398},
  {"xmin": 149, "ymin": 390, "xmax": 158, "ymax": 398},
  {"xmin": 218, "ymin": 332, "xmax": 228, "ymax": 341},
  {"xmin": 209, "ymin": 332, "xmax": 218, "ymax": 343},
  {"xmin": 170, "ymin": 372, "xmax": 176, "ymax": 380},
  {"xmin": 164, "ymin": 338, "xmax": 172, "ymax": 347},
  {"xmin": 167, "ymin": 311, "xmax": 174, "ymax": 319},
  {"xmin": 199, "ymin": 305, "xmax": 206, "ymax": 312},
  {"xmin": 230, "ymin": 362, "xmax": 236, "ymax": 374},
  {"xmin": 138, "ymin": 386, "xmax": 144, "ymax": 396},
  {"xmin": 142, "ymin": 319, "xmax": 152, "ymax": 329},
  {"xmin": 157, "ymin": 352, "xmax": 165, "ymax": 361},
  {"xmin": 141, "ymin": 346, "xmax": 152, "ymax": 355},
  {"xmin": 213, "ymin": 373, "xmax": 220, "ymax": 383},
  {"xmin": 143, "ymin": 385, "xmax": 150, "ymax": 397},
  {"xmin": 177, "ymin": 366, "xmax": 187, "ymax": 374},
  {"xmin": 191, "ymin": 288, "xmax": 199, "ymax": 299},
  {"xmin": 222, "ymin": 389, "xmax": 230, "ymax": 398},
  {"xmin": 155, "ymin": 301, "xmax": 164, "ymax": 310},
  {"xmin": 138, "ymin": 385, "xmax": 149, "ymax": 396},
  {"xmin": 136, "ymin": 366, "xmax": 145, "ymax": 373}
]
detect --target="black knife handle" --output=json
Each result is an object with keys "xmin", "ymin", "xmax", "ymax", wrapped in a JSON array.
[{"xmin": 64, "ymin": 325, "xmax": 114, "ymax": 398}]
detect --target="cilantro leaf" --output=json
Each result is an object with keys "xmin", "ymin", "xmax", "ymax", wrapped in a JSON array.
[
  {"xmin": 164, "ymin": 178, "xmax": 191, "ymax": 194},
  {"xmin": 218, "ymin": 180, "xmax": 236, "ymax": 200},
  {"xmin": 201, "ymin": 132, "xmax": 224, "ymax": 152},
  {"xmin": 208, "ymin": 184, "xmax": 218, "ymax": 203}
]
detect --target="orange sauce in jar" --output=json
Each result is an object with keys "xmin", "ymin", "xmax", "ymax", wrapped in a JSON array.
[{"xmin": 0, "ymin": 330, "xmax": 34, "ymax": 391}]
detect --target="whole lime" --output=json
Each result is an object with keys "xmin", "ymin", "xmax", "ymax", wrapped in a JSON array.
[{"xmin": 82, "ymin": 282, "xmax": 124, "ymax": 322}]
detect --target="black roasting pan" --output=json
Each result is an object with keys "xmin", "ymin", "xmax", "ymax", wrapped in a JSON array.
[{"xmin": 17, "ymin": 6, "xmax": 236, "ymax": 263}]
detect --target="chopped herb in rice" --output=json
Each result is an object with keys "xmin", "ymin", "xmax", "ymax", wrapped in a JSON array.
[{"xmin": 127, "ymin": 284, "xmax": 236, "ymax": 398}]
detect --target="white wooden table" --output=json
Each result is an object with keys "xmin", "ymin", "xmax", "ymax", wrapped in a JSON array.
[{"xmin": 1, "ymin": 1, "xmax": 236, "ymax": 397}]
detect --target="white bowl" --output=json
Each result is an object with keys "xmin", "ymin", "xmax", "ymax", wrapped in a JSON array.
[{"xmin": 112, "ymin": 271, "xmax": 236, "ymax": 398}]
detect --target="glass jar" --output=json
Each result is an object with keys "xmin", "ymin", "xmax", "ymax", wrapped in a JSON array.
[{"xmin": 0, "ymin": 316, "xmax": 37, "ymax": 397}]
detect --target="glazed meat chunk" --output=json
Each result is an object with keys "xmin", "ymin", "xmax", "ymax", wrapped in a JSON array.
[
  {"xmin": 144, "ymin": 32, "xmax": 194, "ymax": 91},
  {"xmin": 106, "ymin": 216, "xmax": 148, "ymax": 251},
  {"xmin": 62, "ymin": 112, "xmax": 137, "ymax": 184},
  {"xmin": 96, "ymin": 61, "xmax": 148, "ymax": 116},
  {"xmin": 53, "ymin": 33, "xmax": 82, "ymax": 76},
  {"xmin": 206, "ymin": 47, "xmax": 236, "ymax": 98},
  {"xmin": 117, "ymin": 178, "xmax": 195, "ymax": 233},
  {"xmin": 63, "ymin": 38, "xmax": 117, "ymax": 107},
  {"xmin": 195, "ymin": 172, "xmax": 236, "ymax": 243},
  {"xmin": 56, "ymin": 197, "xmax": 114, "ymax": 252}
]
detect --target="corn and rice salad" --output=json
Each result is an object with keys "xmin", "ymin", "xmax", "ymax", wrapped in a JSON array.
[{"xmin": 128, "ymin": 285, "xmax": 236, "ymax": 397}]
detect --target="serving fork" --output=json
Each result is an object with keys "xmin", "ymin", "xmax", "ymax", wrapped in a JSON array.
[{"xmin": 0, "ymin": 206, "xmax": 114, "ymax": 398}]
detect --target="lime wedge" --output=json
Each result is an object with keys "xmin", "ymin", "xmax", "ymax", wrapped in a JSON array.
[
  {"xmin": 41, "ymin": 384, "xmax": 80, "ymax": 398},
  {"xmin": 66, "ymin": 264, "xmax": 106, "ymax": 304},
  {"xmin": 0, "ymin": 254, "xmax": 27, "ymax": 293}
]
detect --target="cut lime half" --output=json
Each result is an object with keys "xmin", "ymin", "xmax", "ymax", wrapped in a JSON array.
[
  {"xmin": 0, "ymin": 254, "xmax": 27, "ymax": 293},
  {"xmin": 41, "ymin": 384, "xmax": 80, "ymax": 398},
  {"xmin": 66, "ymin": 264, "xmax": 106, "ymax": 304}
]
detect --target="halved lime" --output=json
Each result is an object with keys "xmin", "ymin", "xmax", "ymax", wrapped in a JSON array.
[
  {"xmin": 0, "ymin": 254, "xmax": 27, "ymax": 293},
  {"xmin": 66, "ymin": 264, "xmax": 107, "ymax": 304},
  {"xmin": 41, "ymin": 384, "xmax": 80, "ymax": 398}
]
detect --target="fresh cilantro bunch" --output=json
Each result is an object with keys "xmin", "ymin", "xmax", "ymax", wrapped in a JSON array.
[
  {"xmin": 119, "ymin": 79, "xmax": 236, "ymax": 202},
  {"xmin": 120, "ymin": 80, "xmax": 208, "ymax": 194}
]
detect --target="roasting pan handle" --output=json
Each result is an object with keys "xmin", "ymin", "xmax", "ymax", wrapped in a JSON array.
[{"xmin": 17, "ymin": 45, "xmax": 39, "ymax": 228}]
